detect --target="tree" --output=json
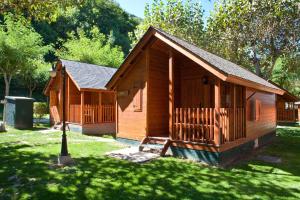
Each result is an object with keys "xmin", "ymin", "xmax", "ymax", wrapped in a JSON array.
[
  {"xmin": 0, "ymin": 0, "xmax": 82, "ymax": 21},
  {"xmin": 32, "ymin": 0, "xmax": 140, "ymax": 55},
  {"xmin": 57, "ymin": 27, "xmax": 124, "ymax": 67},
  {"xmin": 0, "ymin": 14, "xmax": 51, "ymax": 97},
  {"xmin": 206, "ymin": 0, "xmax": 300, "ymax": 79},
  {"xmin": 131, "ymin": 0, "xmax": 204, "ymax": 47},
  {"xmin": 21, "ymin": 60, "xmax": 50, "ymax": 98}
]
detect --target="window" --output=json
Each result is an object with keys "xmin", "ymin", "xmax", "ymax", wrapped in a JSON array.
[{"xmin": 133, "ymin": 82, "xmax": 142, "ymax": 112}]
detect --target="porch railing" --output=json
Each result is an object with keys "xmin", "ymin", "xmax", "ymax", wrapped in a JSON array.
[
  {"xmin": 83, "ymin": 104, "xmax": 115, "ymax": 124},
  {"xmin": 277, "ymin": 108, "xmax": 296, "ymax": 122},
  {"xmin": 173, "ymin": 107, "xmax": 246, "ymax": 144},
  {"xmin": 69, "ymin": 104, "xmax": 81, "ymax": 123}
]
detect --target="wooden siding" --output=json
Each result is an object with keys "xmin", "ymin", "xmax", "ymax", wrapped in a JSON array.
[
  {"xmin": 116, "ymin": 52, "xmax": 148, "ymax": 140},
  {"xmin": 246, "ymin": 88, "xmax": 276, "ymax": 138},
  {"xmin": 147, "ymin": 48, "xmax": 169, "ymax": 137}
]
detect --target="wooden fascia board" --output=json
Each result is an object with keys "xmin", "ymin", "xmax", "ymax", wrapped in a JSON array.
[
  {"xmin": 106, "ymin": 29, "xmax": 157, "ymax": 89},
  {"xmin": 43, "ymin": 78, "xmax": 54, "ymax": 96},
  {"xmin": 154, "ymin": 32, "xmax": 228, "ymax": 81},
  {"xmin": 80, "ymin": 88, "xmax": 113, "ymax": 93},
  {"xmin": 65, "ymin": 70, "xmax": 81, "ymax": 91},
  {"xmin": 226, "ymin": 75, "xmax": 284, "ymax": 95}
]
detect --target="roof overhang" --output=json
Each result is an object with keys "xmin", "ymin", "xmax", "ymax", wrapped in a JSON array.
[{"xmin": 106, "ymin": 27, "xmax": 284, "ymax": 95}]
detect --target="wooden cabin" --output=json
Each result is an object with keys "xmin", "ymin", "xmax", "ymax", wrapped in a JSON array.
[
  {"xmin": 276, "ymin": 92, "xmax": 299, "ymax": 123},
  {"xmin": 106, "ymin": 27, "xmax": 285, "ymax": 165},
  {"xmin": 44, "ymin": 59, "xmax": 117, "ymax": 135}
]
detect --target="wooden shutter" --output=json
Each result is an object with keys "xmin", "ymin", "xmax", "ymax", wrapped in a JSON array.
[{"xmin": 133, "ymin": 82, "xmax": 142, "ymax": 112}]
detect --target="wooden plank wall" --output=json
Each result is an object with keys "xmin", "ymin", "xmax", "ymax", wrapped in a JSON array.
[
  {"xmin": 179, "ymin": 58, "xmax": 215, "ymax": 108},
  {"xmin": 147, "ymin": 48, "xmax": 169, "ymax": 137},
  {"xmin": 116, "ymin": 52, "xmax": 147, "ymax": 140},
  {"xmin": 246, "ymin": 88, "xmax": 276, "ymax": 138}
]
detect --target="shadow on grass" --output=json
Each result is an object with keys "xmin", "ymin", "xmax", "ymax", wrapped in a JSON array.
[{"xmin": 1, "ymin": 142, "xmax": 300, "ymax": 199}]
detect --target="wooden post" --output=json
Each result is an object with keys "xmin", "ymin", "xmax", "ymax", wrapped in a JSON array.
[
  {"xmin": 145, "ymin": 48, "xmax": 150, "ymax": 137},
  {"xmin": 67, "ymin": 76, "xmax": 70, "ymax": 122},
  {"xmin": 99, "ymin": 92, "xmax": 102, "ymax": 123},
  {"xmin": 293, "ymin": 102, "xmax": 296, "ymax": 122},
  {"xmin": 81, "ymin": 91, "xmax": 84, "ymax": 125},
  {"xmin": 169, "ymin": 49, "xmax": 174, "ymax": 139},
  {"xmin": 214, "ymin": 79, "xmax": 221, "ymax": 145},
  {"xmin": 233, "ymin": 85, "xmax": 236, "ymax": 140}
]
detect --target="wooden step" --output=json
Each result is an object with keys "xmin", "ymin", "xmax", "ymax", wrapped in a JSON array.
[{"xmin": 139, "ymin": 136, "xmax": 171, "ymax": 156}]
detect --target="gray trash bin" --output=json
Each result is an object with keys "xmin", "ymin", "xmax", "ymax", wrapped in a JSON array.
[{"xmin": 5, "ymin": 96, "xmax": 34, "ymax": 129}]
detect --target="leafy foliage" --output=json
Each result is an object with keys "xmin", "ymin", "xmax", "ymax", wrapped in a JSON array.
[
  {"xmin": 132, "ymin": 0, "xmax": 204, "ymax": 47},
  {"xmin": 0, "ymin": 14, "xmax": 52, "ymax": 96},
  {"xmin": 33, "ymin": 102, "xmax": 49, "ymax": 125},
  {"xmin": 32, "ymin": 0, "xmax": 140, "ymax": 55},
  {"xmin": 0, "ymin": 0, "xmax": 82, "ymax": 21},
  {"xmin": 57, "ymin": 28, "xmax": 124, "ymax": 67},
  {"xmin": 206, "ymin": 0, "xmax": 300, "ymax": 81}
]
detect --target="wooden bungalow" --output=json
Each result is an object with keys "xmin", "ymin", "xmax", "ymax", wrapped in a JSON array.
[
  {"xmin": 276, "ymin": 91, "xmax": 300, "ymax": 123},
  {"xmin": 44, "ymin": 59, "xmax": 117, "ymax": 135},
  {"xmin": 106, "ymin": 27, "xmax": 286, "ymax": 165}
]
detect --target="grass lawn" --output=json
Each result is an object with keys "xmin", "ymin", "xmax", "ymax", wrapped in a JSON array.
[{"xmin": 0, "ymin": 126, "xmax": 300, "ymax": 200}]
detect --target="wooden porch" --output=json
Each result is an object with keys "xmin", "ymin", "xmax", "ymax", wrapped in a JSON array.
[
  {"xmin": 49, "ymin": 74, "xmax": 115, "ymax": 126},
  {"xmin": 146, "ymin": 44, "xmax": 247, "ymax": 147}
]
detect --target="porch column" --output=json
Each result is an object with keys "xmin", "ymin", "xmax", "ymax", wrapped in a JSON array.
[
  {"xmin": 169, "ymin": 49, "xmax": 174, "ymax": 139},
  {"xmin": 99, "ymin": 92, "xmax": 102, "ymax": 123},
  {"xmin": 293, "ymin": 102, "xmax": 296, "ymax": 122},
  {"xmin": 67, "ymin": 76, "xmax": 70, "ymax": 122},
  {"xmin": 214, "ymin": 79, "xmax": 221, "ymax": 145},
  {"xmin": 81, "ymin": 91, "xmax": 84, "ymax": 125}
]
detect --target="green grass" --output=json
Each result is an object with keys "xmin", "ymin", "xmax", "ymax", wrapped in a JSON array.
[{"xmin": 0, "ymin": 126, "xmax": 300, "ymax": 199}]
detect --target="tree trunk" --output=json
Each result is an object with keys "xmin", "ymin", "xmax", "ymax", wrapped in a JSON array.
[
  {"xmin": 28, "ymin": 82, "xmax": 36, "ymax": 98},
  {"xmin": 3, "ymin": 73, "xmax": 12, "ymax": 97},
  {"xmin": 253, "ymin": 49, "xmax": 261, "ymax": 77}
]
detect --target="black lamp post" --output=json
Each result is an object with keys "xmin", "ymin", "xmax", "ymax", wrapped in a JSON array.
[
  {"xmin": 60, "ymin": 66, "xmax": 69, "ymax": 156},
  {"xmin": 57, "ymin": 65, "xmax": 73, "ymax": 165}
]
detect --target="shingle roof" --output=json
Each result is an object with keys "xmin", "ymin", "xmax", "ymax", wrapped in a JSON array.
[
  {"xmin": 61, "ymin": 59, "xmax": 117, "ymax": 90},
  {"xmin": 153, "ymin": 27, "xmax": 281, "ymax": 90}
]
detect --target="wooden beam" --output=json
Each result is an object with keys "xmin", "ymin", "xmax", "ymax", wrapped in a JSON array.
[
  {"xmin": 145, "ymin": 48, "xmax": 150, "ymax": 137},
  {"xmin": 67, "ymin": 75, "xmax": 70, "ymax": 122},
  {"xmin": 233, "ymin": 84, "xmax": 237, "ymax": 140},
  {"xmin": 214, "ymin": 79, "xmax": 221, "ymax": 145},
  {"xmin": 81, "ymin": 91, "xmax": 84, "ymax": 125},
  {"xmin": 99, "ymin": 92, "xmax": 102, "ymax": 123},
  {"xmin": 169, "ymin": 49, "xmax": 174, "ymax": 139}
]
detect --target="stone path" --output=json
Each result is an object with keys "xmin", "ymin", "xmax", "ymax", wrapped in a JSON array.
[
  {"xmin": 256, "ymin": 155, "xmax": 282, "ymax": 164},
  {"xmin": 106, "ymin": 147, "xmax": 160, "ymax": 163}
]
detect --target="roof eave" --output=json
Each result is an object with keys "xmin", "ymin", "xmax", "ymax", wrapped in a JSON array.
[{"xmin": 226, "ymin": 75, "xmax": 284, "ymax": 95}]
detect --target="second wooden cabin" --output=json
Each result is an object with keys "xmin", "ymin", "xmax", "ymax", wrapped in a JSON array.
[
  {"xmin": 106, "ymin": 27, "xmax": 287, "ymax": 165},
  {"xmin": 44, "ymin": 59, "xmax": 117, "ymax": 135}
]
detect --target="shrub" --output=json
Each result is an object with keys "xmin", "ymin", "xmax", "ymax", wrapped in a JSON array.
[{"xmin": 34, "ymin": 102, "xmax": 48, "ymax": 125}]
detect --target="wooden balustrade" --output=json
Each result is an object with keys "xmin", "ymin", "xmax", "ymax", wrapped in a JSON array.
[
  {"xmin": 277, "ymin": 108, "xmax": 296, "ymax": 122},
  {"xmin": 69, "ymin": 104, "xmax": 81, "ymax": 123},
  {"xmin": 173, "ymin": 107, "xmax": 246, "ymax": 144},
  {"xmin": 82, "ymin": 104, "xmax": 115, "ymax": 124}
]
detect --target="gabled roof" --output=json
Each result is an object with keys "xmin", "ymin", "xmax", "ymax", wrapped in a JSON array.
[
  {"xmin": 106, "ymin": 26, "xmax": 284, "ymax": 95},
  {"xmin": 44, "ymin": 59, "xmax": 117, "ymax": 95},
  {"xmin": 61, "ymin": 59, "xmax": 117, "ymax": 90},
  {"xmin": 268, "ymin": 80, "xmax": 300, "ymax": 101}
]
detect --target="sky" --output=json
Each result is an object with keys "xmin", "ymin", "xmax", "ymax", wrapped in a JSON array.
[{"xmin": 115, "ymin": 0, "xmax": 216, "ymax": 21}]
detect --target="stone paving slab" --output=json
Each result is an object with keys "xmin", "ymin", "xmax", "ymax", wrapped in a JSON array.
[
  {"xmin": 256, "ymin": 155, "xmax": 282, "ymax": 164},
  {"xmin": 106, "ymin": 147, "xmax": 160, "ymax": 163}
]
